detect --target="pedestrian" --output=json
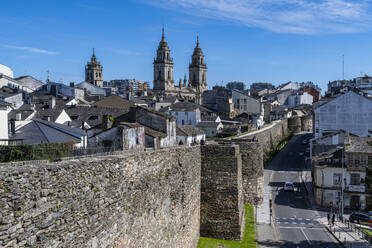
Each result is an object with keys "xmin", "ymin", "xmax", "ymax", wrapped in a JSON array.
[
  {"xmin": 332, "ymin": 214, "xmax": 335, "ymax": 226},
  {"xmin": 327, "ymin": 213, "xmax": 330, "ymax": 224}
]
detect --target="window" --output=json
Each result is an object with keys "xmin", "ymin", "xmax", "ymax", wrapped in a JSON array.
[
  {"xmin": 182, "ymin": 120, "xmax": 184, "ymax": 125},
  {"xmin": 368, "ymin": 155, "xmax": 372, "ymax": 165},
  {"xmin": 71, "ymin": 115, "xmax": 78, "ymax": 120},
  {"xmin": 189, "ymin": 120, "xmax": 192, "ymax": 125},
  {"xmin": 355, "ymin": 158, "xmax": 360, "ymax": 166},
  {"xmin": 333, "ymin": 173, "xmax": 342, "ymax": 186},
  {"xmin": 361, "ymin": 156, "xmax": 366, "ymax": 165},
  {"xmin": 348, "ymin": 154, "xmax": 353, "ymax": 165},
  {"xmin": 88, "ymin": 115, "xmax": 98, "ymax": 120},
  {"xmin": 350, "ymin": 174, "xmax": 361, "ymax": 185}
]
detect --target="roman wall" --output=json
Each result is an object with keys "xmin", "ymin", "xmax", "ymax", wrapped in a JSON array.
[
  {"xmin": 200, "ymin": 145, "xmax": 244, "ymax": 241},
  {"xmin": 0, "ymin": 147, "xmax": 201, "ymax": 248}
]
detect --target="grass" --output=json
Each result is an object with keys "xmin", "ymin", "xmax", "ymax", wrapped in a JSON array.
[
  {"xmin": 362, "ymin": 227, "xmax": 372, "ymax": 234},
  {"xmin": 197, "ymin": 204, "xmax": 256, "ymax": 248}
]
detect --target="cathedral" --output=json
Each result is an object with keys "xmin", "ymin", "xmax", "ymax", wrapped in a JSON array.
[
  {"xmin": 153, "ymin": 28, "xmax": 207, "ymax": 104},
  {"xmin": 85, "ymin": 48, "xmax": 103, "ymax": 87}
]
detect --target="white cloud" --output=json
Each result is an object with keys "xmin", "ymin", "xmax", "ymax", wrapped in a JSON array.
[
  {"xmin": 145, "ymin": 0, "xmax": 372, "ymax": 34},
  {"xmin": 4, "ymin": 45, "xmax": 58, "ymax": 55}
]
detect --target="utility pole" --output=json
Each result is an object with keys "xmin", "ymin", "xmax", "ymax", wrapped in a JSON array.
[{"xmin": 341, "ymin": 147, "xmax": 344, "ymax": 219}]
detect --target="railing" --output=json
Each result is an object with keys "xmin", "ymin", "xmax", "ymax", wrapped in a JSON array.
[{"xmin": 337, "ymin": 217, "xmax": 372, "ymax": 246}]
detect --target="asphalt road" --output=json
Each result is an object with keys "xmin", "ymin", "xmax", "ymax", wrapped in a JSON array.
[{"xmin": 267, "ymin": 133, "xmax": 341, "ymax": 248}]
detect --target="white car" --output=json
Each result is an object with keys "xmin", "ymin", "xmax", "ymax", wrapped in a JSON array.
[{"xmin": 284, "ymin": 182, "xmax": 295, "ymax": 192}]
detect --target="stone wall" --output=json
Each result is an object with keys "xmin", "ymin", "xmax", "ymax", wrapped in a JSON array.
[
  {"xmin": 242, "ymin": 119, "xmax": 289, "ymax": 162},
  {"xmin": 219, "ymin": 140, "xmax": 264, "ymax": 204},
  {"xmin": 0, "ymin": 147, "xmax": 201, "ymax": 248},
  {"xmin": 200, "ymin": 145, "xmax": 244, "ymax": 241},
  {"xmin": 301, "ymin": 115, "xmax": 313, "ymax": 132}
]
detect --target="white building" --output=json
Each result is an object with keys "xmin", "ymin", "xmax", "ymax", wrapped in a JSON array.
[
  {"xmin": 313, "ymin": 91, "xmax": 372, "ymax": 138},
  {"xmin": 176, "ymin": 126, "xmax": 205, "ymax": 145},
  {"xmin": 161, "ymin": 101, "xmax": 217, "ymax": 127},
  {"xmin": 0, "ymin": 64, "xmax": 14, "ymax": 78},
  {"xmin": 286, "ymin": 92, "xmax": 313, "ymax": 108}
]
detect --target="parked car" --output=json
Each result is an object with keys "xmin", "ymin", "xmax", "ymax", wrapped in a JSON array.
[
  {"xmin": 284, "ymin": 182, "xmax": 295, "ymax": 192},
  {"xmin": 349, "ymin": 213, "xmax": 370, "ymax": 224}
]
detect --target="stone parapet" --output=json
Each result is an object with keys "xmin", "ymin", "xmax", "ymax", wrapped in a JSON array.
[{"xmin": 0, "ymin": 146, "xmax": 201, "ymax": 248}]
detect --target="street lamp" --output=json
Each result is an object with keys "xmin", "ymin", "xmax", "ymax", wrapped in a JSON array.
[{"xmin": 337, "ymin": 146, "xmax": 345, "ymax": 219}]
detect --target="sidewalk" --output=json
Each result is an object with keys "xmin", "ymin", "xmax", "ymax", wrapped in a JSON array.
[
  {"xmin": 256, "ymin": 176, "xmax": 280, "ymax": 248},
  {"xmin": 318, "ymin": 217, "xmax": 371, "ymax": 247}
]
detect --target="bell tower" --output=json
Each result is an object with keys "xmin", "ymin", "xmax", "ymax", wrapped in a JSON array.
[
  {"xmin": 153, "ymin": 26, "xmax": 174, "ymax": 92},
  {"xmin": 189, "ymin": 36, "xmax": 207, "ymax": 104},
  {"xmin": 85, "ymin": 48, "xmax": 103, "ymax": 87}
]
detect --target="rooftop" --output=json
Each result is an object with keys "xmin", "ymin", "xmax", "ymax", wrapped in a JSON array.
[{"xmin": 176, "ymin": 125, "xmax": 205, "ymax": 136}]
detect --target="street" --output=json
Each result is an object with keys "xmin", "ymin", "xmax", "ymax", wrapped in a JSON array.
[{"xmin": 261, "ymin": 133, "xmax": 341, "ymax": 248}]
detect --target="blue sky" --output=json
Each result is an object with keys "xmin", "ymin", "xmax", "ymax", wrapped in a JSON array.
[{"xmin": 1, "ymin": 0, "xmax": 372, "ymax": 91}]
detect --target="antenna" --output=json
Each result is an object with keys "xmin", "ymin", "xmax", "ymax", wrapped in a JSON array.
[
  {"xmin": 46, "ymin": 70, "xmax": 50, "ymax": 83},
  {"xmin": 342, "ymin": 54, "xmax": 344, "ymax": 80}
]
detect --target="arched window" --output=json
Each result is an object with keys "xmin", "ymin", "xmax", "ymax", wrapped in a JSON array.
[
  {"xmin": 202, "ymin": 73, "xmax": 205, "ymax": 82},
  {"xmin": 168, "ymin": 70, "xmax": 171, "ymax": 80},
  {"xmin": 193, "ymin": 73, "xmax": 196, "ymax": 82},
  {"xmin": 166, "ymin": 53, "xmax": 169, "ymax": 60},
  {"xmin": 157, "ymin": 71, "xmax": 161, "ymax": 80},
  {"xmin": 201, "ymin": 58, "xmax": 204, "ymax": 64}
]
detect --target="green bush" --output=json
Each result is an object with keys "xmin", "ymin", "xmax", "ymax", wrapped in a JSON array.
[{"xmin": 0, "ymin": 142, "xmax": 74, "ymax": 163}]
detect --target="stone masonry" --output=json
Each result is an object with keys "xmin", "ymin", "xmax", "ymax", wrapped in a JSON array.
[
  {"xmin": 219, "ymin": 140, "xmax": 264, "ymax": 204},
  {"xmin": 200, "ymin": 145, "xmax": 244, "ymax": 241},
  {"xmin": 0, "ymin": 147, "xmax": 200, "ymax": 248}
]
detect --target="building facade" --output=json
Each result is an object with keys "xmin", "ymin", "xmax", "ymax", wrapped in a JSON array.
[{"xmin": 313, "ymin": 91, "xmax": 372, "ymax": 138}]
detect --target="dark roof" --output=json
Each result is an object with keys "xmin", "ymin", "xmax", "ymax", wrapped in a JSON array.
[
  {"xmin": 11, "ymin": 119, "xmax": 84, "ymax": 145},
  {"xmin": 201, "ymin": 115, "xmax": 219, "ymax": 122},
  {"xmin": 176, "ymin": 125, "xmax": 205, "ymax": 136},
  {"xmin": 160, "ymin": 101, "xmax": 214, "ymax": 113},
  {"xmin": 120, "ymin": 122, "xmax": 165, "ymax": 138},
  {"xmin": 196, "ymin": 121, "xmax": 221, "ymax": 128},
  {"xmin": 91, "ymin": 95, "xmax": 135, "ymax": 110},
  {"xmin": 35, "ymin": 105, "xmax": 130, "ymax": 128},
  {"xmin": 135, "ymin": 106, "xmax": 175, "ymax": 120}
]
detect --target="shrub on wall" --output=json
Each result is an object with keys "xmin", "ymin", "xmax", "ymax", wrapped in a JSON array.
[{"xmin": 0, "ymin": 142, "xmax": 74, "ymax": 162}]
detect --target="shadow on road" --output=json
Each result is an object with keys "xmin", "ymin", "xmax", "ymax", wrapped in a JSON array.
[{"xmin": 257, "ymin": 239, "xmax": 341, "ymax": 248}]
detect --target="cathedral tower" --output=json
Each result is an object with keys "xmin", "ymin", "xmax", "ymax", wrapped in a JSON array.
[
  {"xmin": 153, "ymin": 27, "xmax": 174, "ymax": 92},
  {"xmin": 189, "ymin": 36, "xmax": 207, "ymax": 104},
  {"xmin": 85, "ymin": 48, "xmax": 103, "ymax": 87}
]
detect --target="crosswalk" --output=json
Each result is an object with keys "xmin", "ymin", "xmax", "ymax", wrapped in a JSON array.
[{"xmin": 275, "ymin": 217, "xmax": 321, "ymax": 226}]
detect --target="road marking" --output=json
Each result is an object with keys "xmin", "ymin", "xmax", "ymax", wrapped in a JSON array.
[
  {"xmin": 300, "ymin": 228, "xmax": 311, "ymax": 245},
  {"xmin": 279, "ymin": 226, "xmax": 323, "ymax": 229}
]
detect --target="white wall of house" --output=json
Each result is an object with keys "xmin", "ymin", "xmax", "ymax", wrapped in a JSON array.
[
  {"xmin": 176, "ymin": 133, "xmax": 205, "ymax": 146},
  {"xmin": 0, "ymin": 106, "xmax": 9, "ymax": 141},
  {"xmin": 55, "ymin": 110, "xmax": 72, "ymax": 125},
  {"xmin": 168, "ymin": 109, "xmax": 201, "ymax": 126},
  {"xmin": 314, "ymin": 91, "xmax": 372, "ymax": 138},
  {"xmin": 0, "ymin": 64, "xmax": 13, "ymax": 78},
  {"xmin": 314, "ymin": 166, "xmax": 366, "ymax": 209},
  {"xmin": 4, "ymin": 93, "xmax": 23, "ymax": 109}
]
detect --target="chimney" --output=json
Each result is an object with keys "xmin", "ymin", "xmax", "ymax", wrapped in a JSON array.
[
  {"xmin": 102, "ymin": 115, "xmax": 113, "ymax": 130},
  {"xmin": 16, "ymin": 112, "xmax": 21, "ymax": 121},
  {"xmin": 49, "ymin": 96, "xmax": 56, "ymax": 109},
  {"xmin": 70, "ymin": 82, "xmax": 75, "ymax": 88},
  {"xmin": 10, "ymin": 119, "xmax": 15, "ymax": 135}
]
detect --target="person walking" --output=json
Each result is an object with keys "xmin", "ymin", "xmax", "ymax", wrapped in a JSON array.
[
  {"xmin": 327, "ymin": 213, "xmax": 330, "ymax": 225},
  {"xmin": 332, "ymin": 213, "xmax": 335, "ymax": 226}
]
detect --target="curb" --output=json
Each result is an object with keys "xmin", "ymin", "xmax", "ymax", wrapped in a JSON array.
[{"xmin": 323, "ymin": 224, "xmax": 346, "ymax": 248}]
